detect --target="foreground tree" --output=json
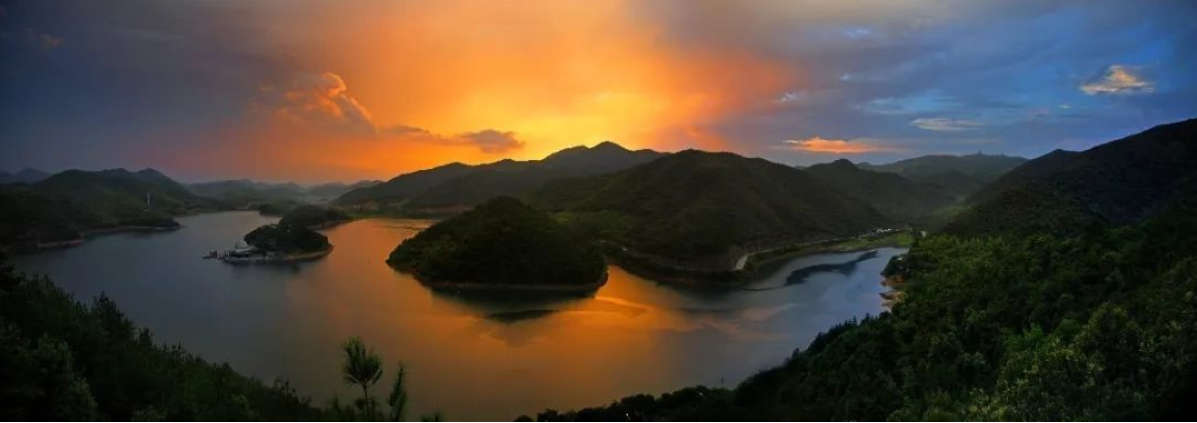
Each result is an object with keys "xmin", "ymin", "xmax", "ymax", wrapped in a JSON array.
[
  {"xmin": 341, "ymin": 337, "xmax": 384, "ymax": 419},
  {"xmin": 387, "ymin": 363, "xmax": 409, "ymax": 421},
  {"xmin": 337, "ymin": 337, "xmax": 416, "ymax": 421}
]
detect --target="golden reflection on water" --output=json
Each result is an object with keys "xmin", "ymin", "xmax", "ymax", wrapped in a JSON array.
[
  {"xmin": 275, "ymin": 218, "xmax": 892, "ymax": 419},
  {"xmin": 13, "ymin": 213, "xmax": 894, "ymax": 420}
]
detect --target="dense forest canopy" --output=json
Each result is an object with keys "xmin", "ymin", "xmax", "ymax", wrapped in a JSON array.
[
  {"xmin": 805, "ymin": 159, "xmax": 957, "ymax": 221},
  {"xmin": 388, "ymin": 197, "xmax": 605, "ymax": 288},
  {"xmin": 532, "ymin": 150, "xmax": 888, "ymax": 264},
  {"xmin": 278, "ymin": 205, "xmax": 351, "ymax": 229},
  {"xmin": 0, "ymin": 168, "xmax": 212, "ymax": 251},
  {"xmin": 244, "ymin": 224, "xmax": 330, "ymax": 254}
]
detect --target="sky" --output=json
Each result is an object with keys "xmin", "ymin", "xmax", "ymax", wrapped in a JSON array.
[{"xmin": 1, "ymin": 0, "xmax": 1195, "ymax": 183}]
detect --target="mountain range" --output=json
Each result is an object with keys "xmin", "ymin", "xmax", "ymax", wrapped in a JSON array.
[
  {"xmin": 805, "ymin": 159, "xmax": 957, "ymax": 221},
  {"xmin": 334, "ymin": 141, "xmax": 664, "ymax": 213},
  {"xmin": 189, "ymin": 179, "xmax": 381, "ymax": 206},
  {"xmin": 0, "ymin": 168, "xmax": 50, "ymax": 184},
  {"xmin": 948, "ymin": 118, "xmax": 1197, "ymax": 236},
  {"xmin": 0, "ymin": 168, "xmax": 217, "ymax": 250},
  {"xmin": 858, "ymin": 153, "xmax": 1027, "ymax": 199}
]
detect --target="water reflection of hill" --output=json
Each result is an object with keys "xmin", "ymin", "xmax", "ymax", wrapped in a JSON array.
[{"xmin": 745, "ymin": 250, "xmax": 880, "ymax": 291}]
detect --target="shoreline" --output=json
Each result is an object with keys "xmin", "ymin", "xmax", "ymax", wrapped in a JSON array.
[
  {"xmin": 219, "ymin": 246, "xmax": 333, "ymax": 264},
  {"xmin": 30, "ymin": 224, "xmax": 183, "ymax": 252},
  {"xmin": 602, "ymin": 232, "xmax": 912, "ymax": 288},
  {"xmin": 406, "ymin": 270, "xmax": 609, "ymax": 294}
]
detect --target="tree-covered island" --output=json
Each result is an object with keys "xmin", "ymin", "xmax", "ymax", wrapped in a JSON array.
[{"xmin": 387, "ymin": 197, "xmax": 606, "ymax": 292}]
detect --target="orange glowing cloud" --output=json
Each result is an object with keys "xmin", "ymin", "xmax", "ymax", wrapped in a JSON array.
[
  {"xmin": 234, "ymin": 0, "xmax": 798, "ymax": 173},
  {"xmin": 782, "ymin": 137, "xmax": 899, "ymax": 154}
]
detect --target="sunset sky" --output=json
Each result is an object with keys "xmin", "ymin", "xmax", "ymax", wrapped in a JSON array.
[{"xmin": 2, "ymin": 0, "xmax": 1195, "ymax": 182}]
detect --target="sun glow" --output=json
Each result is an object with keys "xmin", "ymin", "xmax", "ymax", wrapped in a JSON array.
[{"xmin": 203, "ymin": 0, "xmax": 796, "ymax": 179}]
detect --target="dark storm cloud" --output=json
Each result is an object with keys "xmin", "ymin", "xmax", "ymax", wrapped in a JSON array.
[{"xmin": 0, "ymin": 0, "xmax": 291, "ymax": 172}]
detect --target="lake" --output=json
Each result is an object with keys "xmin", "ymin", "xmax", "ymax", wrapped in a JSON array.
[{"xmin": 12, "ymin": 211, "xmax": 903, "ymax": 420}]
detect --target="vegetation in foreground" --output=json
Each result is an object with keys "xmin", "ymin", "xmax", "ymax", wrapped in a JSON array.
[
  {"xmin": 388, "ymin": 197, "xmax": 605, "ymax": 289},
  {"xmin": 0, "ymin": 254, "xmax": 439, "ymax": 421},
  {"xmin": 524, "ymin": 207, "xmax": 1197, "ymax": 421},
  {"xmin": 0, "ymin": 258, "xmax": 323, "ymax": 420},
  {"xmin": 523, "ymin": 118, "xmax": 1197, "ymax": 421}
]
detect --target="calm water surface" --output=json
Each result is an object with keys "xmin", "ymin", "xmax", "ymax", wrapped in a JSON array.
[{"xmin": 13, "ymin": 211, "xmax": 903, "ymax": 420}]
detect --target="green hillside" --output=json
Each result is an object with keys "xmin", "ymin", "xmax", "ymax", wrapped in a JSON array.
[
  {"xmin": 388, "ymin": 197, "xmax": 605, "ymax": 290},
  {"xmin": 277, "ymin": 205, "xmax": 351, "ymax": 229},
  {"xmin": 948, "ymin": 118, "xmax": 1197, "ymax": 236},
  {"xmin": 0, "ymin": 169, "xmax": 218, "ymax": 250},
  {"xmin": 805, "ymin": 159, "xmax": 956, "ymax": 221},
  {"xmin": 531, "ymin": 150, "xmax": 888, "ymax": 271},
  {"xmin": 859, "ymin": 153, "xmax": 1027, "ymax": 199}
]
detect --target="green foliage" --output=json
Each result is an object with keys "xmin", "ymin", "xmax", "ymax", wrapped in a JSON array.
[
  {"xmin": 387, "ymin": 363, "xmax": 408, "ymax": 422},
  {"xmin": 257, "ymin": 200, "xmax": 301, "ymax": 216},
  {"xmin": 532, "ymin": 150, "xmax": 888, "ymax": 263},
  {"xmin": 949, "ymin": 118, "xmax": 1197, "ymax": 237},
  {"xmin": 330, "ymin": 339, "xmax": 410, "ymax": 422},
  {"xmin": 244, "ymin": 224, "xmax": 331, "ymax": 253},
  {"xmin": 0, "ymin": 260, "xmax": 323, "ymax": 421},
  {"xmin": 537, "ymin": 205, "xmax": 1197, "ymax": 421},
  {"xmin": 388, "ymin": 197, "xmax": 605, "ymax": 287},
  {"xmin": 279, "ymin": 205, "xmax": 351, "ymax": 229},
  {"xmin": 0, "ymin": 168, "xmax": 216, "ymax": 250},
  {"xmin": 857, "ymin": 153, "xmax": 1027, "ymax": 199},
  {"xmin": 341, "ymin": 337, "xmax": 384, "ymax": 419},
  {"xmin": 805, "ymin": 159, "xmax": 957, "ymax": 220}
]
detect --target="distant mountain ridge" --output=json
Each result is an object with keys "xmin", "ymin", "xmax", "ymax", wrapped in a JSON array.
[
  {"xmin": 1, "ymin": 168, "xmax": 217, "ymax": 250},
  {"xmin": 334, "ymin": 141, "xmax": 664, "ymax": 213},
  {"xmin": 946, "ymin": 118, "xmax": 1197, "ymax": 236},
  {"xmin": 859, "ymin": 153, "xmax": 1027, "ymax": 199},
  {"xmin": 805, "ymin": 159, "xmax": 957, "ymax": 221},
  {"xmin": 0, "ymin": 168, "xmax": 51, "ymax": 184},
  {"xmin": 190, "ymin": 179, "xmax": 380, "ymax": 205}
]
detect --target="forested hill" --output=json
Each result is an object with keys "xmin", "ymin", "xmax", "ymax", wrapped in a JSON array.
[
  {"xmin": 525, "ymin": 119, "xmax": 1197, "ymax": 421},
  {"xmin": 858, "ymin": 153, "xmax": 1027, "ymax": 199},
  {"xmin": 34, "ymin": 168, "xmax": 214, "ymax": 214},
  {"xmin": 333, "ymin": 141, "xmax": 663, "ymax": 213},
  {"xmin": 531, "ymin": 150, "xmax": 888, "ymax": 270},
  {"xmin": 388, "ymin": 197, "xmax": 605, "ymax": 289},
  {"xmin": 804, "ymin": 159, "xmax": 956, "ymax": 221},
  {"xmin": 0, "ymin": 168, "xmax": 50, "ymax": 184},
  {"xmin": 0, "ymin": 168, "xmax": 219, "ymax": 251},
  {"xmin": 189, "ymin": 179, "xmax": 380, "ymax": 206},
  {"xmin": 947, "ymin": 118, "xmax": 1197, "ymax": 236}
]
